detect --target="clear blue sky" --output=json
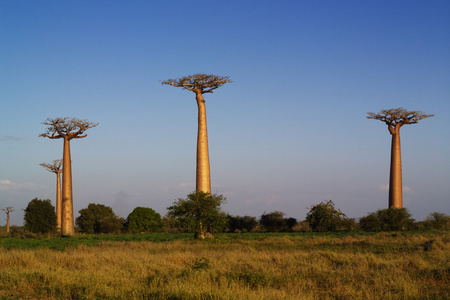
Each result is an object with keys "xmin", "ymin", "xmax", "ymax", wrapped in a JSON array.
[{"xmin": 1, "ymin": 1, "xmax": 449, "ymax": 226}]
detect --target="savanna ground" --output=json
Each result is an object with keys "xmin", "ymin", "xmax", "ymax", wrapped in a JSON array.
[{"xmin": 0, "ymin": 232, "xmax": 449, "ymax": 299}]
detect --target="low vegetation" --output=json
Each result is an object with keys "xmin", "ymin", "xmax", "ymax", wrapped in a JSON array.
[{"xmin": 0, "ymin": 232, "xmax": 448, "ymax": 299}]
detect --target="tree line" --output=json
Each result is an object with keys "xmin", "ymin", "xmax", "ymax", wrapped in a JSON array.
[
  {"xmin": 7, "ymin": 196, "xmax": 448, "ymax": 237},
  {"xmin": 7, "ymin": 74, "xmax": 434, "ymax": 238}
]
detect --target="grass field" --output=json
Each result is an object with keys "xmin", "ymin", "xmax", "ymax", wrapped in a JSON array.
[{"xmin": 0, "ymin": 232, "xmax": 449, "ymax": 299}]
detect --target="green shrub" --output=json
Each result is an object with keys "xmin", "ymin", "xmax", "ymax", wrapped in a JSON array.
[
  {"xmin": 425, "ymin": 212, "xmax": 450, "ymax": 230},
  {"xmin": 306, "ymin": 200, "xmax": 348, "ymax": 232},
  {"xmin": 360, "ymin": 208, "xmax": 415, "ymax": 232},
  {"xmin": 76, "ymin": 203, "xmax": 123, "ymax": 234},
  {"xmin": 23, "ymin": 198, "xmax": 57, "ymax": 233},
  {"xmin": 124, "ymin": 207, "xmax": 162, "ymax": 233},
  {"xmin": 166, "ymin": 191, "xmax": 227, "ymax": 239}
]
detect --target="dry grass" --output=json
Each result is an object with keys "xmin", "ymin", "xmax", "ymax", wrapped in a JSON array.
[{"xmin": 0, "ymin": 232, "xmax": 449, "ymax": 299}]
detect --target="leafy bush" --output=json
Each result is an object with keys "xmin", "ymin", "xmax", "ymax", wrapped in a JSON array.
[
  {"xmin": 425, "ymin": 212, "xmax": 450, "ymax": 230},
  {"xmin": 23, "ymin": 198, "xmax": 57, "ymax": 233},
  {"xmin": 259, "ymin": 211, "xmax": 296, "ymax": 232},
  {"xmin": 227, "ymin": 215, "xmax": 258, "ymax": 232},
  {"xmin": 360, "ymin": 208, "xmax": 415, "ymax": 231},
  {"xmin": 125, "ymin": 207, "xmax": 162, "ymax": 233},
  {"xmin": 305, "ymin": 200, "xmax": 348, "ymax": 232},
  {"xmin": 76, "ymin": 203, "xmax": 123, "ymax": 234},
  {"xmin": 166, "ymin": 191, "xmax": 227, "ymax": 239}
]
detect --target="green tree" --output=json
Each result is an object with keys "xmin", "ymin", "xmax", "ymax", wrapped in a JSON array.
[
  {"xmin": 166, "ymin": 191, "xmax": 227, "ymax": 239},
  {"xmin": 227, "ymin": 215, "xmax": 258, "ymax": 232},
  {"xmin": 306, "ymin": 200, "xmax": 348, "ymax": 232},
  {"xmin": 260, "ymin": 211, "xmax": 287, "ymax": 232},
  {"xmin": 360, "ymin": 207, "xmax": 414, "ymax": 231},
  {"xmin": 425, "ymin": 212, "xmax": 450, "ymax": 230},
  {"xmin": 125, "ymin": 207, "xmax": 162, "ymax": 233},
  {"xmin": 76, "ymin": 203, "xmax": 123, "ymax": 234},
  {"xmin": 24, "ymin": 198, "xmax": 57, "ymax": 233}
]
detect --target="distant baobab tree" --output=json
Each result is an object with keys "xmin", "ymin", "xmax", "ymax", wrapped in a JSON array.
[
  {"xmin": 2, "ymin": 207, "xmax": 14, "ymax": 233},
  {"xmin": 367, "ymin": 108, "xmax": 433, "ymax": 208},
  {"xmin": 40, "ymin": 159, "xmax": 63, "ymax": 232},
  {"xmin": 161, "ymin": 74, "xmax": 231, "ymax": 193},
  {"xmin": 40, "ymin": 117, "xmax": 98, "ymax": 236}
]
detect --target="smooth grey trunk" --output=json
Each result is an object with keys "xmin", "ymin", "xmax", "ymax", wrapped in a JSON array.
[
  {"xmin": 389, "ymin": 126, "xmax": 402, "ymax": 208},
  {"xmin": 195, "ymin": 92, "xmax": 211, "ymax": 194},
  {"xmin": 62, "ymin": 138, "xmax": 75, "ymax": 236}
]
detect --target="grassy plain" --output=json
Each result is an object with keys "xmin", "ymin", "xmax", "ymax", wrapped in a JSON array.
[{"xmin": 0, "ymin": 232, "xmax": 449, "ymax": 299}]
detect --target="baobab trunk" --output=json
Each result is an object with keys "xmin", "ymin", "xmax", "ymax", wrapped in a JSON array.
[
  {"xmin": 196, "ymin": 92, "xmax": 211, "ymax": 194},
  {"xmin": 62, "ymin": 137, "xmax": 75, "ymax": 236},
  {"xmin": 6, "ymin": 213, "xmax": 10, "ymax": 233},
  {"xmin": 56, "ymin": 171, "xmax": 62, "ymax": 232},
  {"xmin": 389, "ymin": 128, "xmax": 402, "ymax": 208}
]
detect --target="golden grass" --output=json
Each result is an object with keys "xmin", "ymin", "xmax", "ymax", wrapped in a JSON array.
[{"xmin": 0, "ymin": 233, "xmax": 449, "ymax": 299}]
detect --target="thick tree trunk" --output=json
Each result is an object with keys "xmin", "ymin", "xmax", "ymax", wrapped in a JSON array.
[
  {"xmin": 389, "ymin": 129, "xmax": 402, "ymax": 208},
  {"xmin": 62, "ymin": 138, "xmax": 75, "ymax": 236},
  {"xmin": 56, "ymin": 172, "xmax": 62, "ymax": 232},
  {"xmin": 195, "ymin": 93, "xmax": 211, "ymax": 193},
  {"xmin": 6, "ymin": 213, "xmax": 10, "ymax": 233}
]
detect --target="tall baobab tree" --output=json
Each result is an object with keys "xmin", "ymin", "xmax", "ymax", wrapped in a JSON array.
[
  {"xmin": 2, "ymin": 207, "xmax": 14, "ymax": 233},
  {"xmin": 39, "ymin": 117, "xmax": 98, "ymax": 236},
  {"xmin": 367, "ymin": 108, "xmax": 433, "ymax": 208},
  {"xmin": 161, "ymin": 74, "xmax": 231, "ymax": 193},
  {"xmin": 40, "ymin": 159, "xmax": 63, "ymax": 232}
]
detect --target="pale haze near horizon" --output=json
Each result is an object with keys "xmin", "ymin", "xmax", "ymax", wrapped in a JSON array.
[{"xmin": 1, "ymin": 1, "xmax": 449, "ymax": 226}]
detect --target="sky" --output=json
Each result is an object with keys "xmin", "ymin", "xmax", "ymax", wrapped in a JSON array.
[{"xmin": 1, "ymin": 1, "xmax": 449, "ymax": 226}]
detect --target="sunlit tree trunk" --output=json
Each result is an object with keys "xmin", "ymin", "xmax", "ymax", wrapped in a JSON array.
[
  {"xmin": 62, "ymin": 137, "xmax": 75, "ymax": 236},
  {"xmin": 389, "ymin": 127, "xmax": 402, "ymax": 208},
  {"xmin": 6, "ymin": 213, "xmax": 10, "ymax": 233},
  {"xmin": 56, "ymin": 171, "xmax": 62, "ymax": 232},
  {"xmin": 195, "ymin": 92, "xmax": 211, "ymax": 194}
]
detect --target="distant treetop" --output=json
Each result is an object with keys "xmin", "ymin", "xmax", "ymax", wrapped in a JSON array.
[{"xmin": 161, "ymin": 74, "xmax": 231, "ymax": 94}]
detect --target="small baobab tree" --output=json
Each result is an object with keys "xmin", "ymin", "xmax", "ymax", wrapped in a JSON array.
[
  {"xmin": 40, "ymin": 159, "xmax": 63, "ymax": 232},
  {"xmin": 39, "ymin": 117, "xmax": 98, "ymax": 236},
  {"xmin": 2, "ymin": 207, "xmax": 14, "ymax": 233},
  {"xmin": 367, "ymin": 108, "xmax": 433, "ymax": 208},
  {"xmin": 161, "ymin": 74, "xmax": 231, "ymax": 193}
]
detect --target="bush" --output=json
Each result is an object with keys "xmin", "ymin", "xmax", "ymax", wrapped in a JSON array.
[
  {"xmin": 227, "ymin": 215, "xmax": 258, "ymax": 232},
  {"xmin": 360, "ymin": 208, "xmax": 415, "ymax": 232},
  {"xmin": 166, "ymin": 191, "xmax": 227, "ymax": 239},
  {"xmin": 125, "ymin": 207, "xmax": 162, "ymax": 233},
  {"xmin": 305, "ymin": 200, "xmax": 348, "ymax": 232},
  {"xmin": 424, "ymin": 212, "xmax": 450, "ymax": 230},
  {"xmin": 259, "ymin": 211, "xmax": 286, "ymax": 232},
  {"xmin": 76, "ymin": 203, "xmax": 123, "ymax": 234},
  {"xmin": 23, "ymin": 198, "xmax": 57, "ymax": 233}
]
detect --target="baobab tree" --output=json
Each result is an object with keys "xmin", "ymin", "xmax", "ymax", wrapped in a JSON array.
[
  {"xmin": 39, "ymin": 117, "xmax": 98, "ymax": 236},
  {"xmin": 367, "ymin": 108, "xmax": 433, "ymax": 208},
  {"xmin": 2, "ymin": 207, "xmax": 14, "ymax": 233},
  {"xmin": 161, "ymin": 74, "xmax": 231, "ymax": 193},
  {"xmin": 40, "ymin": 159, "xmax": 63, "ymax": 232}
]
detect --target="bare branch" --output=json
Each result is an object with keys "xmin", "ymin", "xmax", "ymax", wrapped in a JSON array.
[
  {"xmin": 2, "ymin": 207, "xmax": 14, "ymax": 213},
  {"xmin": 39, "ymin": 117, "xmax": 99, "ymax": 140},
  {"xmin": 161, "ymin": 73, "xmax": 231, "ymax": 94},
  {"xmin": 367, "ymin": 108, "xmax": 434, "ymax": 127},
  {"xmin": 40, "ymin": 159, "xmax": 63, "ymax": 174}
]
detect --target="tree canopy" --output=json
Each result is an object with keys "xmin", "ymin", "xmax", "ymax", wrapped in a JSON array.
[
  {"xmin": 367, "ymin": 108, "xmax": 434, "ymax": 133},
  {"xmin": 76, "ymin": 203, "xmax": 123, "ymax": 234},
  {"xmin": 166, "ymin": 191, "xmax": 227, "ymax": 239},
  {"xmin": 40, "ymin": 160, "xmax": 63, "ymax": 173},
  {"xmin": 39, "ymin": 117, "xmax": 99, "ymax": 140},
  {"xmin": 24, "ymin": 198, "xmax": 57, "ymax": 234},
  {"xmin": 125, "ymin": 207, "xmax": 162, "ymax": 233},
  {"xmin": 161, "ymin": 74, "xmax": 231, "ymax": 94},
  {"xmin": 306, "ymin": 200, "xmax": 348, "ymax": 232}
]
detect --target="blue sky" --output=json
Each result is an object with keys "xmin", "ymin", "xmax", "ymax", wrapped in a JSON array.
[{"xmin": 1, "ymin": 1, "xmax": 449, "ymax": 226}]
